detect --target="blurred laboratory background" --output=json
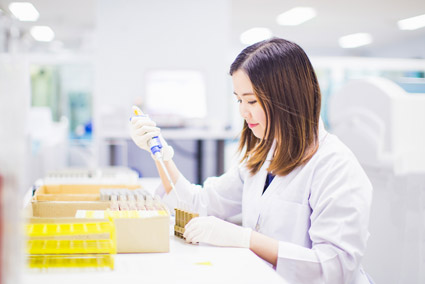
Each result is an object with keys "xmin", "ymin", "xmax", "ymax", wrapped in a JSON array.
[{"xmin": 0, "ymin": 0, "xmax": 424, "ymax": 283}]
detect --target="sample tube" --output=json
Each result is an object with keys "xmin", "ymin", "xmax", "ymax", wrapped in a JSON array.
[
  {"xmin": 118, "ymin": 194, "xmax": 129, "ymax": 210},
  {"xmin": 110, "ymin": 195, "xmax": 119, "ymax": 211},
  {"xmin": 145, "ymin": 195, "xmax": 154, "ymax": 210},
  {"xmin": 127, "ymin": 194, "xmax": 137, "ymax": 210}
]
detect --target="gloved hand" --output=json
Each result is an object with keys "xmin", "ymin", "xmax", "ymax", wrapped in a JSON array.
[
  {"xmin": 129, "ymin": 116, "xmax": 174, "ymax": 161},
  {"xmin": 184, "ymin": 216, "xmax": 252, "ymax": 248}
]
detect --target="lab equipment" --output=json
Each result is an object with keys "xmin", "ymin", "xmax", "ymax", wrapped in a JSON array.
[
  {"xmin": 131, "ymin": 106, "xmax": 180, "ymax": 201},
  {"xmin": 328, "ymin": 77, "xmax": 425, "ymax": 175},
  {"xmin": 27, "ymin": 172, "xmax": 170, "ymax": 254},
  {"xmin": 132, "ymin": 106, "xmax": 164, "ymax": 158},
  {"xmin": 135, "ymin": 194, "xmax": 146, "ymax": 210},
  {"xmin": 27, "ymin": 254, "xmax": 114, "ymax": 270},
  {"xmin": 25, "ymin": 221, "xmax": 116, "ymax": 270},
  {"xmin": 144, "ymin": 70, "xmax": 208, "ymax": 128},
  {"xmin": 127, "ymin": 194, "xmax": 137, "ymax": 210},
  {"xmin": 110, "ymin": 194, "xmax": 119, "ymax": 211},
  {"xmin": 174, "ymin": 207, "xmax": 199, "ymax": 239},
  {"xmin": 98, "ymin": 188, "xmax": 168, "ymax": 212},
  {"xmin": 26, "ymin": 221, "xmax": 116, "ymax": 254},
  {"xmin": 45, "ymin": 167, "xmax": 140, "ymax": 185},
  {"xmin": 118, "ymin": 194, "xmax": 129, "ymax": 210},
  {"xmin": 327, "ymin": 77, "xmax": 425, "ymax": 284}
]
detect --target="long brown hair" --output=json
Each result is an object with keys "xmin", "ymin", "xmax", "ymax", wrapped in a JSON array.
[{"xmin": 229, "ymin": 37, "xmax": 321, "ymax": 176}]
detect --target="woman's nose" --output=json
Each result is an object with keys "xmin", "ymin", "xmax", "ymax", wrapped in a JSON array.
[{"xmin": 239, "ymin": 104, "xmax": 250, "ymax": 119}]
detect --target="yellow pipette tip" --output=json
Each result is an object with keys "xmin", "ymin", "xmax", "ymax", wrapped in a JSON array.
[
  {"xmin": 195, "ymin": 261, "xmax": 212, "ymax": 266},
  {"xmin": 132, "ymin": 105, "xmax": 143, "ymax": 116}
]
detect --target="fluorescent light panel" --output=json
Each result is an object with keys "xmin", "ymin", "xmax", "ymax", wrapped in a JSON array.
[
  {"xmin": 276, "ymin": 7, "xmax": 316, "ymax": 26},
  {"xmin": 398, "ymin": 14, "xmax": 425, "ymax": 30},
  {"xmin": 8, "ymin": 2, "xmax": 39, "ymax": 21},
  {"xmin": 339, "ymin": 33, "xmax": 372, "ymax": 48},
  {"xmin": 30, "ymin": 26, "xmax": 55, "ymax": 42},
  {"xmin": 240, "ymin": 27, "xmax": 272, "ymax": 45}
]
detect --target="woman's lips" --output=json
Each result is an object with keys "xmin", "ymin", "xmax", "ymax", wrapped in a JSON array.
[{"xmin": 248, "ymin": 123, "xmax": 259, "ymax": 128}]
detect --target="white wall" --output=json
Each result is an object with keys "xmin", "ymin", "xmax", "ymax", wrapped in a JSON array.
[{"xmin": 94, "ymin": 0, "xmax": 232, "ymax": 165}]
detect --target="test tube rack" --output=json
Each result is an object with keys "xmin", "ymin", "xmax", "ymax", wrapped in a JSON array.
[
  {"xmin": 26, "ymin": 222, "xmax": 116, "ymax": 254},
  {"xmin": 27, "ymin": 254, "xmax": 114, "ymax": 270},
  {"xmin": 174, "ymin": 208, "xmax": 198, "ymax": 239},
  {"xmin": 100, "ymin": 189, "xmax": 168, "ymax": 213},
  {"xmin": 25, "ymin": 221, "xmax": 116, "ymax": 270}
]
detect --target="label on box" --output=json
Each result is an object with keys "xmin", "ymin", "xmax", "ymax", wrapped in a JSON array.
[{"xmin": 76, "ymin": 210, "xmax": 168, "ymax": 219}]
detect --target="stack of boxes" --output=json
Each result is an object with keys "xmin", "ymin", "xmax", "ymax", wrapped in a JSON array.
[{"xmin": 24, "ymin": 167, "xmax": 170, "ymax": 264}]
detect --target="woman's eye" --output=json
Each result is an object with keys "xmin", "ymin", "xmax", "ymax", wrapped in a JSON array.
[
  {"xmin": 248, "ymin": 100, "xmax": 257, "ymax": 105},
  {"xmin": 236, "ymin": 99, "xmax": 242, "ymax": 103}
]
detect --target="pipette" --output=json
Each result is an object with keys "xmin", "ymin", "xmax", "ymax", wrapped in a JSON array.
[{"xmin": 132, "ymin": 106, "xmax": 180, "ymax": 202}]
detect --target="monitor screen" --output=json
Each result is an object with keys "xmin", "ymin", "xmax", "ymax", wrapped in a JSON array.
[{"xmin": 144, "ymin": 70, "xmax": 207, "ymax": 124}]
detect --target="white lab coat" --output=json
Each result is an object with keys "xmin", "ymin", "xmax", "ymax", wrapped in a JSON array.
[{"xmin": 157, "ymin": 121, "xmax": 373, "ymax": 284}]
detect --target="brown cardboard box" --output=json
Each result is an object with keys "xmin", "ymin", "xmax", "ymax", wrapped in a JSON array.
[
  {"xmin": 33, "ymin": 184, "xmax": 141, "ymax": 202},
  {"xmin": 25, "ymin": 191, "xmax": 170, "ymax": 253},
  {"xmin": 33, "ymin": 194, "xmax": 100, "ymax": 201},
  {"xmin": 31, "ymin": 201, "xmax": 110, "ymax": 218},
  {"xmin": 34, "ymin": 184, "xmax": 141, "ymax": 195}
]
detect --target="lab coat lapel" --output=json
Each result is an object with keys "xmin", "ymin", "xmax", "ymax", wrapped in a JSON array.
[
  {"xmin": 243, "ymin": 161, "xmax": 268, "ymax": 229},
  {"xmin": 243, "ymin": 142, "xmax": 274, "ymax": 229},
  {"xmin": 263, "ymin": 119, "xmax": 327, "ymax": 200}
]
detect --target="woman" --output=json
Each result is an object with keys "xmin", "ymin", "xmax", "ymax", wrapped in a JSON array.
[{"xmin": 130, "ymin": 37, "xmax": 373, "ymax": 283}]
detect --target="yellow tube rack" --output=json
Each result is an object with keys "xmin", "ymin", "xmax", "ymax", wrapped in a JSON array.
[
  {"xmin": 25, "ymin": 221, "xmax": 116, "ymax": 255},
  {"xmin": 27, "ymin": 254, "xmax": 114, "ymax": 270},
  {"xmin": 27, "ymin": 239, "xmax": 116, "ymax": 254},
  {"xmin": 174, "ymin": 208, "xmax": 199, "ymax": 239},
  {"xmin": 26, "ymin": 222, "xmax": 114, "ymax": 237}
]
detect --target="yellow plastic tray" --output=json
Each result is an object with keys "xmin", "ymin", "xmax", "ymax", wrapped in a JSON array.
[
  {"xmin": 26, "ymin": 222, "xmax": 114, "ymax": 237},
  {"xmin": 27, "ymin": 239, "xmax": 116, "ymax": 254},
  {"xmin": 27, "ymin": 254, "xmax": 114, "ymax": 269}
]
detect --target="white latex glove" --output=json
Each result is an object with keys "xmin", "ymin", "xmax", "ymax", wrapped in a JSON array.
[
  {"xmin": 129, "ymin": 116, "xmax": 174, "ymax": 161},
  {"xmin": 184, "ymin": 216, "xmax": 252, "ymax": 248}
]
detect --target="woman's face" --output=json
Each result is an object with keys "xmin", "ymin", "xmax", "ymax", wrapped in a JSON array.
[{"xmin": 232, "ymin": 70, "xmax": 267, "ymax": 139}]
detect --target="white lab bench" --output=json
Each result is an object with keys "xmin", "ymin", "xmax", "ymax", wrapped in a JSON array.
[{"xmin": 22, "ymin": 235, "xmax": 286, "ymax": 284}]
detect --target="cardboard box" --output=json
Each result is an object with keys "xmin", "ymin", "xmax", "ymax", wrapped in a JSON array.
[
  {"xmin": 33, "ymin": 184, "xmax": 141, "ymax": 201},
  {"xmin": 33, "ymin": 194, "xmax": 100, "ymax": 202},
  {"xmin": 34, "ymin": 184, "xmax": 141, "ymax": 195},
  {"xmin": 25, "ymin": 187, "xmax": 170, "ymax": 253},
  {"xmin": 31, "ymin": 201, "xmax": 110, "ymax": 218}
]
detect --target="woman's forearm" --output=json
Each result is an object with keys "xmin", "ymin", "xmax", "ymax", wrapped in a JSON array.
[
  {"xmin": 154, "ymin": 159, "xmax": 181, "ymax": 193},
  {"xmin": 249, "ymin": 230, "xmax": 279, "ymax": 266}
]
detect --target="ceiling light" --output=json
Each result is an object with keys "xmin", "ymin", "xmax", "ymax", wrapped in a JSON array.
[
  {"xmin": 338, "ymin": 33, "xmax": 372, "ymax": 48},
  {"xmin": 398, "ymin": 14, "xmax": 425, "ymax": 30},
  {"xmin": 30, "ymin": 26, "xmax": 55, "ymax": 42},
  {"xmin": 240, "ymin": 27, "xmax": 272, "ymax": 45},
  {"xmin": 276, "ymin": 7, "xmax": 316, "ymax": 26},
  {"xmin": 8, "ymin": 2, "xmax": 39, "ymax": 21}
]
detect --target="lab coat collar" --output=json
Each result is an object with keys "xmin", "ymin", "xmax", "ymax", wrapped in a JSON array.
[
  {"xmin": 318, "ymin": 117, "xmax": 328, "ymax": 142},
  {"xmin": 266, "ymin": 140, "xmax": 276, "ymax": 162},
  {"xmin": 261, "ymin": 119, "xmax": 325, "ymax": 198}
]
